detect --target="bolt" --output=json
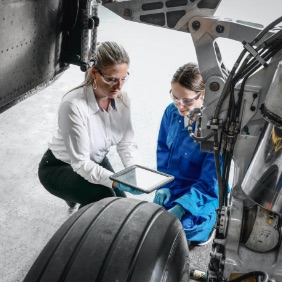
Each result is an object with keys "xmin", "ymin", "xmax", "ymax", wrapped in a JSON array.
[
  {"xmin": 123, "ymin": 8, "xmax": 132, "ymax": 17},
  {"xmin": 216, "ymin": 25, "xmax": 224, "ymax": 33},
  {"xmin": 210, "ymin": 82, "xmax": 220, "ymax": 92},
  {"xmin": 80, "ymin": 63, "xmax": 88, "ymax": 72},
  {"xmin": 192, "ymin": 21, "xmax": 201, "ymax": 30}
]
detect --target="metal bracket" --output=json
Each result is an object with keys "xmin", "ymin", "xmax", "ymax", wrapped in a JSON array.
[{"xmin": 242, "ymin": 40, "xmax": 268, "ymax": 67}]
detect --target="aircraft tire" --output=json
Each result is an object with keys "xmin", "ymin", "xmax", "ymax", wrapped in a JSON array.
[{"xmin": 23, "ymin": 197, "xmax": 190, "ymax": 282}]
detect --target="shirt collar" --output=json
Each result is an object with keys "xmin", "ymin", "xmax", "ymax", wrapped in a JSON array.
[
  {"xmin": 85, "ymin": 85, "xmax": 117, "ymax": 114},
  {"xmin": 110, "ymin": 98, "xmax": 116, "ymax": 110},
  {"xmin": 97, "ymin": 98, "xmax": 117, "ymax": 112},
  {"xmin": 85, "ymin": 85, "xmax": 99, "ymax": 114}
]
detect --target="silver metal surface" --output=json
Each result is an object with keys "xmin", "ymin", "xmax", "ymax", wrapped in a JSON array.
[
  {"xmin": 188, "ymin": 17, "xmax": 278, "ymax": 140},
  {"xmin": 0, "ymin": 0, "xmax": 66, "ymax": 112},
  {"xmin": 80, "ymin": 0, "xmax": 92, "ymax": 65},
  {"xmin": 189, "ymin": 17, "xmax": 268, "ymax": 80},
  {"xmin": 90, "ymin": 1, "xmax": 99, "ymax": 61},
  {"xmin": 242, "ymin": 122, "xmax": 282, "ymax": 214},
  {"xmin": 244, "ymin": 206, "xmax": 280, "ymax": 252},
  {"xmin": 103, "ymin": 0, "xmax": 221, "ymax": 32},
  {"xmin": 263, "ymin": 61, "xmax": 282, "ymax": 127},
  {"xmin": 213, "ymin": 199, "xmax": 282, "ymax": 281}
]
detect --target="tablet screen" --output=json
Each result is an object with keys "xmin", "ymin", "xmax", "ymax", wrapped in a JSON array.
[{"xmin": 110, "ymin": 165, "xmax": 174, "ymax": 193}]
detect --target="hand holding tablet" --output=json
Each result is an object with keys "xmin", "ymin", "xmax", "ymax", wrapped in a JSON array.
[
  {"xmin": 116, "ymin": 182, "xmax": 143, "ymax": 195},
  {"xmin": 110, "ymin": 165, "xmax": 175, "ymax": 194}
]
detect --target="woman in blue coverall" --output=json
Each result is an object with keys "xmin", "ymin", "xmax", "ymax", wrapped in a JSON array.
[{"xmin": 153, "ymin": 62, "xmax": 219, "ymax": 245}]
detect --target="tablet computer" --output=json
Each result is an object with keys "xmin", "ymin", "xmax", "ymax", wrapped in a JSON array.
[{"xmin": 110, "ymin": 164, "xmax": 174, "ymax": 194}]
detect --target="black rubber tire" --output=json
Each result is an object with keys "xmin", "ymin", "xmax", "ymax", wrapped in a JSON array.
[{"xmin": 24, "ymin": 197, "xmax": 190, "ymax": 282}]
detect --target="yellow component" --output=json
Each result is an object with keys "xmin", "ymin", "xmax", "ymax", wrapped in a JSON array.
[
  {"xmin": 268, "ymin": 213, "xmax": 274, "ymax": 225},
  {"xmin": 229, "ymin": 273, "xmax": 256, "ymax": 282},
  {"xmin": 268, "ymin": 218, "xmax": 273, "ymax": 224},
  {"xmin": 272, "ymin": 127, "xmax": 282, "ymax": 152}
]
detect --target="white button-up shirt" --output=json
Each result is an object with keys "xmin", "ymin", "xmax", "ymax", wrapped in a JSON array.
[{"xmin": 48, "ymin": 85, "xmax": 138, "ymax": 188}]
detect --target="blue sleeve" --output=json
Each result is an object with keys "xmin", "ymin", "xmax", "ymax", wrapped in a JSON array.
[
  {"xmin": 156, "ymin": 107, "xmax": 171, "ymax": 175},
  {"xmin": 175, "ymin": 152, "xmax": 220, "ymax": 216}
]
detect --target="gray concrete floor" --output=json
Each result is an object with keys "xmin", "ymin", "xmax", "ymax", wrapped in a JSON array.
[{"xmin": 1, "ymin": 2, "xmax": 282, "ymax": 282}]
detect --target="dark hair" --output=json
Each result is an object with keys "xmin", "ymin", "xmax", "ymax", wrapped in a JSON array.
[{"xmin": 171, "ymin": 62, "xmax": 204, "ymax": 92}]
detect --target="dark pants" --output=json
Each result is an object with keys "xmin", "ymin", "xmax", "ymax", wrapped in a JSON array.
[{"xmin": 38, "ymin": 149, "xmax": 126, "ymax": 206}]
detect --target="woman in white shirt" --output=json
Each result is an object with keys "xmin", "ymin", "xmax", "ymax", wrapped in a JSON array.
[{"xmin": 38, "ymin": 41, "xmax": 142, "ymax": 208}]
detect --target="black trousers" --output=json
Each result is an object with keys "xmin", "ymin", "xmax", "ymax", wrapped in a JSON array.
[{"xmin": 38, "ymin": 149, "xmax": 126, "ymax": 206}]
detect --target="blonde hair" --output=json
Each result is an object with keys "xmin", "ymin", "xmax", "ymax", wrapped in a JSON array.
[{"xmin": 70, "ymin": 41, "xmax": 130, "ymax": 91}]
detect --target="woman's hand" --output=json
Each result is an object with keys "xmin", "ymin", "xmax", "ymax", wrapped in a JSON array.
[
  {"xmin": 116, "ymin": 182, "xmax": 143, "ymax": 195},
  {"xmin": 168, "ymin": 204, "xmax": 185, "ymax": 220},
  {"xmin": 153, "ymin": 188, "xmax": 171, "ymax": 206}
]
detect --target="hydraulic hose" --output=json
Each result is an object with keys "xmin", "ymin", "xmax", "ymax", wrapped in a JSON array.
[{"xmin": 228, "ymin": 271, "xmax": 269, "ymax": 282}]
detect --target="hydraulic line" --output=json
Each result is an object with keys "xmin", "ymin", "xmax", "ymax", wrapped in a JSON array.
[
  {"xmin": 228, "ymin": 271, "xmax": 269, "ymax": 282},
  {"xmin": 213, "ymin": 16, "xmax": 282, "ymax": 120},
  {"xmin": 214, "ymin": 130, "xmax": 225, "ymax": 208},
  {"xmin": 188, "ymin": 17, "xmax": 282, "ymax": 214},
  {"xmin": 251, "ymin": 16, "xmax": 282, "ymax": 46}
]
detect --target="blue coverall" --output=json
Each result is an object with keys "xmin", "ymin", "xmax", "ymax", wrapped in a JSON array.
[{"xmin": 156, "ymin": 103, "xmax": 219, "ymax": 243}]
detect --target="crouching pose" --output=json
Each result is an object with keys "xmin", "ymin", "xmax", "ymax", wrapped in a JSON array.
[
  {"xmin": 38, "ymin": 41, "xmax": 142, "ymax": 209},
  {"xmin": 153, "ymin": 63, "xmax": 219, "ymax": 245}
]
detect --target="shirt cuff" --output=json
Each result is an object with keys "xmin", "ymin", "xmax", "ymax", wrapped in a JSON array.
[{"xmin": 99, "ymin": 169, "xmax": 114, "ymax": 188}]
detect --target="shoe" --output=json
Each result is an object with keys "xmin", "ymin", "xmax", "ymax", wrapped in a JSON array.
[
  {"xmin": 188, "ymin": 229, "xmax": 216, "ymax": 250},
  {"xmin": 195, "ymin": 229, "xmax": 216, "ymax": 246},
  {"xmin": 65, "ymin": 201, "xmax": 76, "ymax": 208}
]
